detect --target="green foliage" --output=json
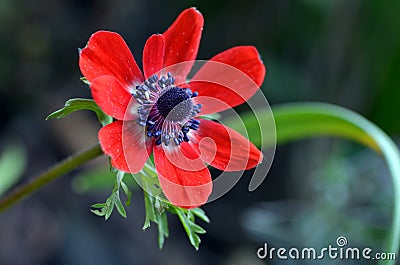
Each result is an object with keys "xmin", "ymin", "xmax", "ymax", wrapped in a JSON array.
[
  {"xmin": 142, "ymin": 190, "xmax": 210, "ymax": 250},
  {"xmin": 87, "ymin": 159, "xmax": 209, "ymax": 250},
  {"xmin": 46, "ymin": 98, "xmax": 112, "ymax": 126},
  {"xmin": 91, "ymin": 170, "xmax": 132, "ymax": 220},
  {"xmin": 143, "ymin": 191, "xmax": 169, "ymax": 249},
  {"xmin": 171, "ymin": 207, "xmax": 207, "ymax": 250},
  {"xmin": 135, "ymin": 160, "xmax": 209, "ymax": 250},
  {"xmin": 80, "ymin": 77, "xmax": 90, "ymax": 86}
]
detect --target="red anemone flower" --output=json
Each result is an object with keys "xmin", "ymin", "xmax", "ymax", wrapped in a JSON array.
[{"xmin": 79, "ymin": 8, "xmax": 265, "ymax": 208}]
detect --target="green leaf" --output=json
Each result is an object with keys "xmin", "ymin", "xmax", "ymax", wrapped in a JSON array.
[
  {"xmin": 90, "ymin": 209, "xmax": 105, "ymax": 217},
  {"xmin": 46, "ymin": 98, "xmax": 112, "ymax": 126},
  {"xmin": 90, "ymin": 170, "xmax": 131, "ymax": 220},
  {"xmin": 133, "ymin": 161, "xmax": 163, "ymax": 197},
  {"xmin": 121, "ymin": 181, "xmax": 132, "ymax": 206},
  {"xmin": 80, "ymin": 77, "xmax": 90, "ymax": 86},
  {"xmin": 104, "ymin": 196, "xmax": 114, "ymax": 220},
  {"xmin": 90, "ymin": 202, "xmax": 108, "ymax": 217},
  {"xmin": 137, "ymin": 161, "xmax": 171, "ymax": 248},
  {"xmin": 142, "ymin": 191, "xmax": 170, "ymax": 249},
  {"xmin": 114, "ymin": 192, "xmax": 127, "ymax": 218},
  {"xmin": 0, "ymin": 142, "xmax": 27, "ymax": 196},
  {"xmin": 190, "ymin": 208, "xmax": 210, "ymax": 223},
  {"xmin": 225, "ymin": 102, "xmax": 400, "ymax": 265},
  {"xmin": 143, "ymin": 191, "xmax": 157, "ymax": 230},
  {"xmin": 115, "ymin": 170, "xmax": 125, "ymax": 188},
  {"xmin": 173, "ymin": 208, "xmax": 206, "ymax": 250},
  {"xmin": 91, "ymin": 203, "xmax": 107, "ymax": 208},
  {"xmin": 156, "ymin": 211, "xmax": 169, "ymax": 249}
]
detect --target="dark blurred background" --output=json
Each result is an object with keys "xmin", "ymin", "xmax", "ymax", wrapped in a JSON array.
[{"xmin": 0, "ymin": 0, "xmax": 399, "ymax": 264}]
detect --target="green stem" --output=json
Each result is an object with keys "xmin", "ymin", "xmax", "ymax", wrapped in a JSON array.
[{"xmin": 0, "ymin": 143, "xmax": 103, "ymax": 213}]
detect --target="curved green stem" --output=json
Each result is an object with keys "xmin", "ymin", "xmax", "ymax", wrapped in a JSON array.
[
  {"xmin": 226, "ymin": 102, "xmax": 400, "ymax": 265},
  {"xmin": 0, "ymin": 143, "xmax": 103, "ymax": 213}
]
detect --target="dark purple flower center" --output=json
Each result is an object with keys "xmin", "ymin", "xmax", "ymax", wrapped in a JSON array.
[
  {"xmin": 156, "ymin": 87, "xmax": 193, "ymax": 121},
  {"xmin": 132, "ymin": 73, "xmax": 202, "ymax": 147}
]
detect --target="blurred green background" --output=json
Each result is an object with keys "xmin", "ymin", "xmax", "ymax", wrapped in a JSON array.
[{"xmin": 0, "ymin": 0, "xmax": 399, "ymax": 264}]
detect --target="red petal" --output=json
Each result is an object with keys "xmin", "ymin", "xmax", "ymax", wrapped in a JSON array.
[
  {"xmin": 79, "ymin": 31, "xmax": 143, "ymax": 89},
  {"xmin": 190, "ymin": 46, "xmax": 266, "ymax": 114},
  {"xmin": 99, "ymin": 121, "xmax": 151, "ymax": 173},
  {"xmin": 190, "ymin": 119, "xmax": 263, "ymax": 171},
  {"xmin": 154, "ymin": 144, "xmax": 212, "ymax": 208},
  {"xmin": 90, "ymin": 75, "xmax": 133, "ymax": 120},
  {"xmin": 143, "ymin": 34, "xmax": 165, "ymax": 79},
  {"xmin": 121, "ymin": 121, "xmax": 152, "ymax": 173},
  {"xmin": 162, "ymin": 8, "xmax": 204, "ymax": 84},
  {"xmin": 99, "ymin": 121, "xmax": 129, "ymax": 172}
]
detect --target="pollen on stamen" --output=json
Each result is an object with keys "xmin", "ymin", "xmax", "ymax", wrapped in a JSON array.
[{"xmin": 132, "ymin": 72, "xmax": 202, "ymax": 147}]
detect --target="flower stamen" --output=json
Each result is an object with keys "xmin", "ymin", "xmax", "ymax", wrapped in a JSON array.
[{"xmin": 132, "ymin": 73, "xmax": 202, "ymax": 147}]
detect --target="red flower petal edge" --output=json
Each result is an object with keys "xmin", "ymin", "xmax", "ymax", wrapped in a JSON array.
[
  {"xmin": 79, "ymin": 31, "xmax": 144, "ymax": 88},
  {"xmin": 162, "ymin": 7, "xmax": 204, "ymax": 84},
  {"xmin": 191, "ymin": 119, "xmax": 263, "ymax": 171},
  {"xmin": 90, "ymin": 75, "xmax": 133, "ymax": 120},
  {"xmin": 154, "ymin": 144, "xmax": 212, "ymax": 209},
  {"xmin": 190, "ymin": 46, "xmax": 266, "ymax": 115},
  {"xmin": 98, "ymin": 121, "xmax": 130, "ymax": 172},
  {"xmin": 99, "ymin": 121, "xmax": 151, "ymax": 173},
  {"xmin": 143, "ymin": 34, "xmax": 165, "ymax": 79}
]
